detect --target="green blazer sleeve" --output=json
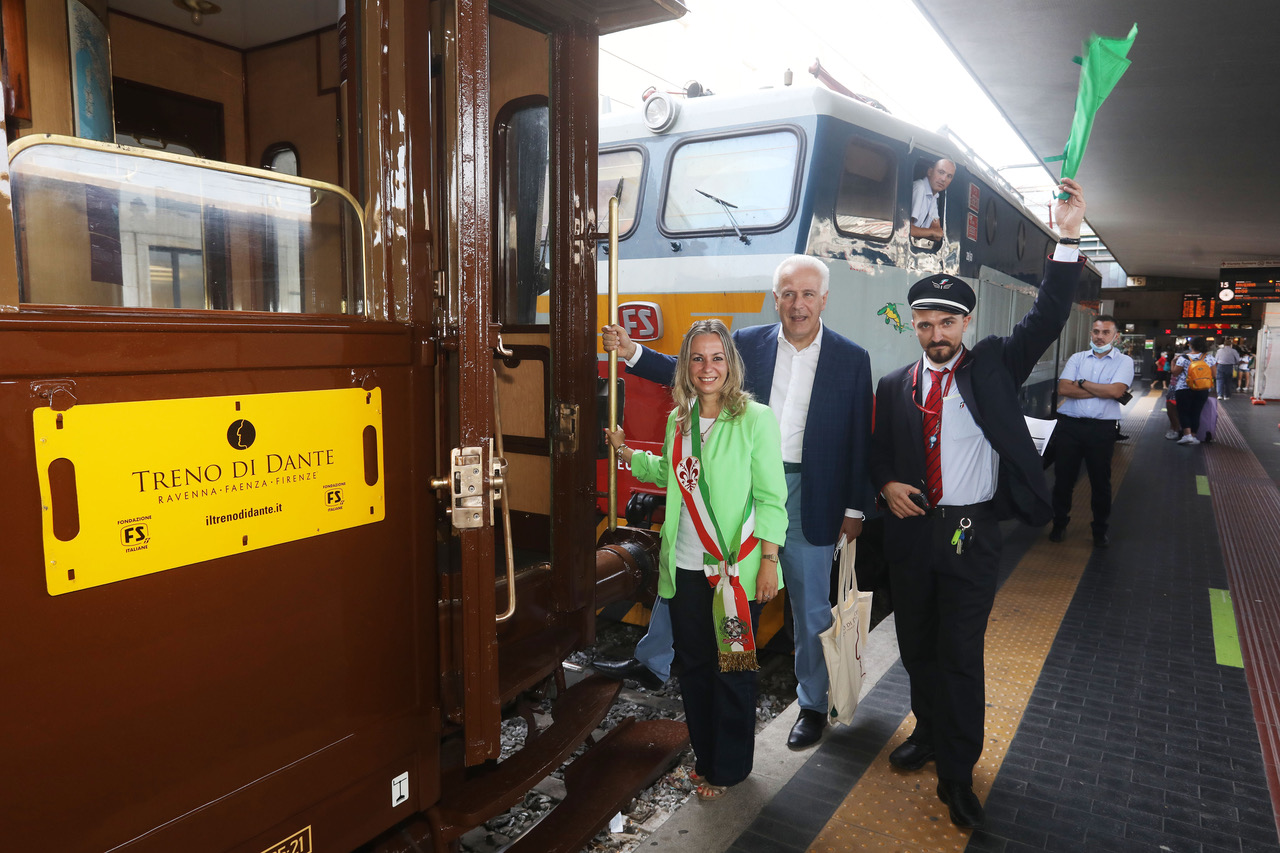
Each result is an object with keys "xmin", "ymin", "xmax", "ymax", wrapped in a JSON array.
[{"xmin": 747, "ymin": 404, "xmax": 788, "ymax": 548}]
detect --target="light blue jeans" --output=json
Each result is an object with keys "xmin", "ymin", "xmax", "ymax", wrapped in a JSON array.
[{"xmin": 636, "ymin": 473, "xmax": 834, "ymax": 712}]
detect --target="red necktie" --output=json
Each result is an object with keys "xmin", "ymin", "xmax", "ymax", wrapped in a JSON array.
[{"xmin": 923, "ymin": 368, "xmax": 949, "ymax": 506}]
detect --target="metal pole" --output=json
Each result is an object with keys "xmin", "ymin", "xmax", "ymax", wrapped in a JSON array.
[{"xmin": 608, "ymin": 196, "xmax": 620, "ymax": 530}]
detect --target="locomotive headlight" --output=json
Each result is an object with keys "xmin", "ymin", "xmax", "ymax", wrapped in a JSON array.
[{"xmin": 643, "ymin": 91, "xmax": 680, "ymax": 133}]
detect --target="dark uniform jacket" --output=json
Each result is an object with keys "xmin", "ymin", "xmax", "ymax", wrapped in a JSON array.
[{"xmin": 869, "ymin": 258, "xmax": 1084, "ymax": 559}]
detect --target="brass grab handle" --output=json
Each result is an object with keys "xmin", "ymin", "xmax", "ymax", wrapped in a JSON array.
[
  {"xmin": 607, "ymin": 195, "xmax": 620, "ymax": 531},
  {"xmin": 492, "ymin": 369, "xmax": 516, "ymax": 623}
]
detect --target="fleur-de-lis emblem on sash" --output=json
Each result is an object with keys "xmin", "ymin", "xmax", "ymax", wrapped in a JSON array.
[{"xmin": 676, "ymin": 455, "xmax": 701, "ymax": 492}]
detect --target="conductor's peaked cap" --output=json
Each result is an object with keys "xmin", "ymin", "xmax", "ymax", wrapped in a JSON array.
[{"xmin": 908, "ymin": 274, "xmax": 976, "ymax": 316}]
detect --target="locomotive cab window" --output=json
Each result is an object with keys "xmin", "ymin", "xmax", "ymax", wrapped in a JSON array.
[
  {"xmin": 909, "ymin": 154, "xmax": 952, "ymax": 252},
  {"xmin": 834, "ymin": 138, "xmax": 896, "ymax": 242},
  {"xmin": 597, "ymin": 147, "xmax": 645, "ymax": 239},
  {"xmin": 660, "ymin": 128, "xmax": 801, "ymax": 236}
]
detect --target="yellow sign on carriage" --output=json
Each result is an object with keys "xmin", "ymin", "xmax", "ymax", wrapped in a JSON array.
[{"xmin": 33, "ymin": 387, "xmax": 385, "ymax": 596}]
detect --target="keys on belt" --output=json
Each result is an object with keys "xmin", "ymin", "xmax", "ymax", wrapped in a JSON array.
[{"xmin": 950, "ymin": 517, "xmax": 972, "ymax": 555}]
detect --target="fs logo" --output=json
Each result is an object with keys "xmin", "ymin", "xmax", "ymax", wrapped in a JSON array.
[
  {"xmin": 326, "ymin": 488, "xmax": 344, "ymax": 507},
  {"xmin": 121, "ymin": 524, "xmax": 150, "ymax": 546},
  {"xmin": 618, "ymin": 302, "xmax": 663, "ymax": 342}
]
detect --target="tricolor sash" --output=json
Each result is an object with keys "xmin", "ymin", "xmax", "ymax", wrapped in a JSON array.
[{"xmin": 673, "ymin": 403, "xmax": 761, "ymax": 672}]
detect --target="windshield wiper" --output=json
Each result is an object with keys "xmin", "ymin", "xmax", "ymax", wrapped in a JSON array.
[{"xmin": 696, "ymin": 188, "xmax": 751, "ymax": 245}]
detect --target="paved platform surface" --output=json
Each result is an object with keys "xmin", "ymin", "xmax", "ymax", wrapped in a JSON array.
[{"xmin": 641, "ymin": 388, "xmax": 1280, "ymax": 853}]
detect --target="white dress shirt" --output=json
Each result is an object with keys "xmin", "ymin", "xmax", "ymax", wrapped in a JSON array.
[
  {"xmin": 911, "ymin": 177, "xmax": 940, "ymax": 228},
  {"xmin": 922, "ymin": 349, "xmax": 997, "ymax": 506}
]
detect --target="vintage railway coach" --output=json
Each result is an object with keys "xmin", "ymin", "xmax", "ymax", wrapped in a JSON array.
[{"xmin": 0, "ymin": 1, "xmax": 685, "ymax": 851}]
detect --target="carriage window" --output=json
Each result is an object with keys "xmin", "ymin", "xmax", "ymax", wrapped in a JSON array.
[
  {"xmin": 834, "ymin": 139, "xmax": 896, "ymax": 242},
  {"xmin": 662, "ymin": 129, "xmax": 800, "ymax": 235},
  {"xmin": 597, "ymin": 148, "xmax": 644, "ymax": 238},
  {"xmin": 10, "ymin": 139, "xmax": 364, "ymax": 313},
  {"xmin": 494, "ymin": 99, "xmax": 551, "ymax": 325}
]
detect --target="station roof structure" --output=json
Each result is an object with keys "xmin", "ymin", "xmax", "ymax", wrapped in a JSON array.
[{"xmin": 912, "ymin": 1, "xmax": 1280, "ymax": 282}]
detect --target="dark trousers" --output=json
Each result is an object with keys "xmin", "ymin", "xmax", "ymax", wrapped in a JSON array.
[
  {"xmin": 669, "ymin": 569, "xmax": 762, "ymax": 787},
  {"xmin": 1175, "ymin": 387, "xmax": 1210, "ymax": 434},
  {"xmin": 888, "ymin": 504, "xmax": 1000, "ymax": 786},
  {"xmin": 1051, "ymin": 416, "xmax": 1118, "ymax": 534}
]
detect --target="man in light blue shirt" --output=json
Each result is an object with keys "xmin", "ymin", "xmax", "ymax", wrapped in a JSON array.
[{"xmin": 1048, "ymin": 315, "xmax": 1134, "ymax": 548}]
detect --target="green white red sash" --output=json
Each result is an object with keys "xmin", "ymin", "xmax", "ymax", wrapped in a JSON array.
[{"xmin": 673, "ymin": 403, "xmax": 760, "ymax": 672}]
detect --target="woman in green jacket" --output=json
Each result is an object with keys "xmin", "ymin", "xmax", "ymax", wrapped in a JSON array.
[{"xmin": 608, "ymin": 319, "xmax": 788, "ymax": 800}]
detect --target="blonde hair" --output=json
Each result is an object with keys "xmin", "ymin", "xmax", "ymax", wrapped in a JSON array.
[{"xmin": 672, "ymin": 319, "xmax": 751, "ymax": 434}]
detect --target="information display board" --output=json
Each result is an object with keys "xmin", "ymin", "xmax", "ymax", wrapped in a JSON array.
[{"xmin": 33, "ymin": 387, "xmax": 385, "ymax": 595}]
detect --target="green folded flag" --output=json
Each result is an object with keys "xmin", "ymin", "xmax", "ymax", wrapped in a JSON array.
[{"xmin": 1047, "ymin": 23, "xmax": 1138, "ymax": 196}]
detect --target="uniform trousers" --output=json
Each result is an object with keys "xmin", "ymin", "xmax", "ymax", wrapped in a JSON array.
[
  {"xmin": 1051, "ymin": 416, "xmax": 1119, "ymax": 535},
  {"xmin": 889, "ymin": 502, "xmax": 1000, "ymax": 786},
  {"xmin": 669, "ymin": 568, "xmax": 762, "ymax": 787}
]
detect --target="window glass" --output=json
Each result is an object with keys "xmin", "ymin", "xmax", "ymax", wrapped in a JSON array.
[
  {"xmin": 494, "ymin": 102, "xmax": 551, "ymax": 325},
  {"xmin": 11, "ymin": 140, "xmax": 363, "ymax": 313},
  {"xmin": 597, "ymin": 148, "xmax": 644, "ymax": 237},
  {"xmin": 834, "ymin": 139, "xmax": 896, "ymax": 242},
  {"xmin": 264, "ymin": 145, "xmax": 300, "ymax": 177},
  {"xmin": 662, "ymin": 130, "xmax": 799, "ymax": 234}
]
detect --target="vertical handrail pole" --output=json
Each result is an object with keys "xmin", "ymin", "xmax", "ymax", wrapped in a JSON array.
[{"xmin": 608, "ymin": 196, "xmax": 620, "ymax": 530}]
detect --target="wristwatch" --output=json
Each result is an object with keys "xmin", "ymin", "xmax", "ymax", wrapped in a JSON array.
[
  {"xmin": 761, "ymin": 553, "xmax": 779, "ymax": 564},
  {"xmin": 1077, "ymin": 378, "xmax": 1087, "ymax": 389}
]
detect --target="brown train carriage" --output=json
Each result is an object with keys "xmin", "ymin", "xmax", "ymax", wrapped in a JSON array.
[{"xmin": 0, "ymin": 1, "xmax": 685, "ymax": 851}]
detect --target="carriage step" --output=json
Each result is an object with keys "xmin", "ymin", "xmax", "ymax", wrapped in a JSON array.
[
  {"xmin": 502, "ymin": 717, "xmax": 689, "ymax": 853},
  {"xmin": 429, "ymin": 674, "xmax": 621, "ymax": 841}
]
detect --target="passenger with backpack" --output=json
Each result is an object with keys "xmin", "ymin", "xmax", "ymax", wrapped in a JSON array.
[{"xmin": 1171, "ymin": 337, "xmax": 1215, "ymax": 445}]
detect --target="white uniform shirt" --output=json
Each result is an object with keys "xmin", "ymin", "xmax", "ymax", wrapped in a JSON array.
[
  {"xmin": 911, "ymin": 177, "xmax": 940, "ymax": 228},
  {"xmin": 1057, "ymin": 348, "xmax": 1135, "ymax": 420},
  {"xmin": 922, "ymin": 349, "xmax": 997, "ymax": 506}
]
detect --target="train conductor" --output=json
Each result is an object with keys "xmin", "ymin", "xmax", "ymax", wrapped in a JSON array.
[{"xmin": 870, "ymin": 178, "xmax": 1087, "ymax": 829}]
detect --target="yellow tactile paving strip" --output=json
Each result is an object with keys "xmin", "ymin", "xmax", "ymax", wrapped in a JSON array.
[{"xmin": 810, "ymin": 392, "xmax": 1157, "ymax": 852}]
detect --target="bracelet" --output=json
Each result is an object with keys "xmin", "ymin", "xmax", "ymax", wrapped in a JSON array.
[{"xmin": 1058, "ymin": 236, "xmax": 1081, "ymax": 245}]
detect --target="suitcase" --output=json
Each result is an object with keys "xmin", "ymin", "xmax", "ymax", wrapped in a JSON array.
[{"xmin": 1196, "ymin": 396, "xmax": 1218, "ymax": 443}]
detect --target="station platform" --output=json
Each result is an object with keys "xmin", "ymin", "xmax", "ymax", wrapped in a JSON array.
[{"xmin": 644, "ymin": 387, "xmax": 1280, "ymax": 853}]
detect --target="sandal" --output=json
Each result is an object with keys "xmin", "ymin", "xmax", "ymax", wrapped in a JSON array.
[{"xmin": 695, "ymin": 782, "xmax": 728, "ymax": 801}]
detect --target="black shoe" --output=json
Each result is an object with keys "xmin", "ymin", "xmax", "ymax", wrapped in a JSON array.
[
  {"xmin": 938, "ymin": 780, "xmax": 985, "ymax": 829},
  {"xmin": 1048, "ymin": 525, "xmax": 1066, "ymax": 543},
  {"xmin": 787, "ymin": 708, "xmax": 827, "ymax": 750},
  {"xmin": 1093, "ymin": 533, "xmax": 1110, "ymax": 548},
  {"xmin": 888, "ymin": 740, "xmax": 935, "ymax": 771},
  {"xmin": 591, "ymin": 657, "xmax": 664, "ymax": 690}
]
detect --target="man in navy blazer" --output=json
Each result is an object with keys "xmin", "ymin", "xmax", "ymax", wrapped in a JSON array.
[
  {"xmin": 870, "ymin": 178, "xmax": 1087, "ymax": 830},
  {"xmin": 595, "ymin": 255, "xmax": 874, "ymax": 750}
]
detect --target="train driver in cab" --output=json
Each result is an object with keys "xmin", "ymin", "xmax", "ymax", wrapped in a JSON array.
[{"xmin": 910, "ymin": 157, "xmax": 955, "ymax": 241}]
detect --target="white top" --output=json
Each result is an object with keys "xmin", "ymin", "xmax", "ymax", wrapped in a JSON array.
[
  {"xmin": 1057, "ymin": 348, "xmax": 1135, "ymax": 420},
  {"xmin": 911, "ymin": 177, "xmax": 940, "ymax": 228},
  {"xmin": 676, "ymin": 416, "xmax": 717, "ymax": 570},
  {"xmin": 1215, "ymin": 345, "xmax": 1239, "ymax": 366},
  {"xmin": 922, "ymin": 349, "xmax": 997, "ymax": 506}
]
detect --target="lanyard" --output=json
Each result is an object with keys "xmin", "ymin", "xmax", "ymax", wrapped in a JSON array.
[{"xmin": 911, "ymin": 349, "xmax": 964, "ymax": 417}]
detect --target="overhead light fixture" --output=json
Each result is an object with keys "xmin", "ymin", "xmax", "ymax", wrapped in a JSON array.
[{"xmin": 173, "ymin": 0, "xmax": 221, "ymax": 26}]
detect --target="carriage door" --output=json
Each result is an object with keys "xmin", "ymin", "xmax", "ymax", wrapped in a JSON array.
[{"xmin": 436, "ymin": 5, "xmax": 598, "ymax": 764}]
